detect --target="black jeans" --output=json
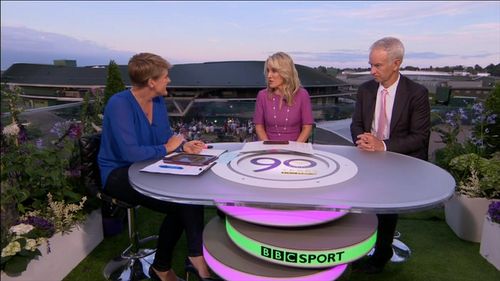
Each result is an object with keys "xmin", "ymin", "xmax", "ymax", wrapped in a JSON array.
[{"xmin": 104, "ymin": 166, "xmax": 204, "ymax": 271}]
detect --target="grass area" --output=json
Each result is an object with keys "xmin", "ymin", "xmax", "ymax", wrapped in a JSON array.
[{"xmin": 64, "ymin": 207, "xmax": 499, "ymax": 281}]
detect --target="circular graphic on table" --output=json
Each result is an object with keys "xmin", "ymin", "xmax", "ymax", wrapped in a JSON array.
[{"xmin": 212, "ymin": 150, "xmax": 358, "ymax": 189}]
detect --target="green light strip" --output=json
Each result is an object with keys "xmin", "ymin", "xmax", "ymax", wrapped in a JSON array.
[{"xmin": 226, "ymin": 218, "xmax": 377, "ymax": 268}]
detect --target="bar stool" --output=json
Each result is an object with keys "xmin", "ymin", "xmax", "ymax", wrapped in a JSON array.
[{"xmin": 79, "ymin": 134, "xmax": 158, "ymax": 280}]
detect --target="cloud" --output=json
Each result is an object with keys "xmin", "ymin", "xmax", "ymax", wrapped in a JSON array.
[
  {"xmin": 290, "ymin": 2, "xmax": 491, "ymax": 26},
  {"xmin": 1, "ymin": 26, "xmax": 134, "ymax": 69},
  {"xmin": 287, "ymin": 50, "xmax": 491, "ymax": 69},
  {"xmin": 406, "ymin": 52, "xmax": 452, "ymax": 59},
  {"xmin": 290, "ymin": 51, "xmax": 368, "ymax": 64}
]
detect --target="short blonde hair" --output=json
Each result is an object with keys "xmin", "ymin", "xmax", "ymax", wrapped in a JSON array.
[
  {"xmin": 128, "ymin": 53, "xmax": 171, "ymax": 87},
  {"xmin": 264, "ymin": 52, "xmax": 301, "ymax": 106}
]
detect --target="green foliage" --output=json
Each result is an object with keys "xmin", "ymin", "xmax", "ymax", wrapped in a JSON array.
[
  {"xmin": 449, "ymin": 152, "xmax": 500, "ymax": 199},
  {"xmin": 433, "ymin": 96, "xmax": 499, "ymax": 199},
  {"xmin": 81, "ymin": 89, "xmax": 104, "ymax": 135},
  {"xmin": 1, "ymin": 85, "xmax": 23, "ymax": 124},
  {"xmin": 1, "ymin": 124, "xmax": 84, "ymax": 213},
  {"xmin": 103, "ymin": 60, "xmax": 125, "ymax": 107},
  {"xmin": 479, "ymin": 82, "xmax": 500, "ymax": 156},
  {"xmin": 1, "ymin": 87, "xmax": 96, "ymax": 275}
]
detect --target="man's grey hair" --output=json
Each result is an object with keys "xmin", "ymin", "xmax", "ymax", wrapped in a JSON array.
[{"xmin": 370, "ymin": 37, "xmax": 405, "ymax": 62}]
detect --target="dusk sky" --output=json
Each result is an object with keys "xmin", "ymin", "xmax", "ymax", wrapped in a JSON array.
[{"xmin": 1, "ymin": 1, "xmax": 499, "ymax": 70}]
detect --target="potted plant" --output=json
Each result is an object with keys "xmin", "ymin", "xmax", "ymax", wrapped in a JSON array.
[
  {"xmin": 480, "ymin": 201, "xmax": 500, "ymax": 270},
  {"xmin": 1, "ymin": 86, "xmax": 101, "ymax": 278},
  {"xmin": 444, "ymin": 152, "xmax": 500, "ymax": 242},
  {"xmin": 433, "ymin": 84, "xmax": 500, "ymax": 242}
]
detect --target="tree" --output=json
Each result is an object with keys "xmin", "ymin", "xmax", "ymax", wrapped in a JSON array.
[
  {"xmin": 485, "ymin": 63, "xmax": 500, "ymax": 77},
  {"xmin": 316, "ymin": 66, "xmax": 327, "ymax": 74},
  {"xmin": 481, "ymin": 83, "xmax": 500, "ymax": 156},
  {"xmin": 103, "ymin": 60, "xmax": 125, "ymax": 106}
]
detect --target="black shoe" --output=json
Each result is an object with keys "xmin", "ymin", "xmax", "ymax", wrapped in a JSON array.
[
  {"xmin": 149, "ymin": 266, "xmax": 185, "ymax": 281},
  {"xmin": 149, "ymin": 266, "xmax": 161, "ymax": 281},
  {"xmin": 185, "ymin": 258, "xmax": 221, "ymax": 281},
  {"xmin": 351, "ymin": 257, "xmax": 385, "ymax": 274}
]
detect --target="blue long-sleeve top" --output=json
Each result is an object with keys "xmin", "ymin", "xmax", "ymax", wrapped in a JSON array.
[{"xmin": 98, "ymin": 89, "xmax": 172, "ymax": 187}]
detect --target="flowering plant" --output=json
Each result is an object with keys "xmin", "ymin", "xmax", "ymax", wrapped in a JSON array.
[
  {"xmin": 487, "ymin": 201, "xmax": 500, "ymax": 224},
  {"xmin": 1, "ymin": 86, "xmax": 93, "ymax": 275},
  {"xmin": 1, "ymin": 220, "xmax": 53, "ymax": 275},
  {"xmin": 433, "ymin": 84, "xmax": 499, "ymax": 199},
  {"xmin": 448, "ymin": 152, "xmax": 500, "ymax": 199},
  {"xmin": 1, "ymin": 193, "xmax": 87, "ymax": 275}
]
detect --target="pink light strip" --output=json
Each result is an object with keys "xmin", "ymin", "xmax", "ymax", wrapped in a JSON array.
[
  {"xmin": 217, "ymin": 205, "xmax": 347, "ymax": 227},
  {"xmin": 203, "ymin": 246, "xmax": 347, "ymax": 281}
]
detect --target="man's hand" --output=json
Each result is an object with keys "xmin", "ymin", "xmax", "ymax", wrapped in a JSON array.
[{"xmin": 355, "ymin": 133, "xmax": 385, "ymax": 152}]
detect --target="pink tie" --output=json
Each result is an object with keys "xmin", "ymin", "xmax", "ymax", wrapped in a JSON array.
[{"xmin": 376, "ymin": 89, "xmax": 389, "ymax": 140}]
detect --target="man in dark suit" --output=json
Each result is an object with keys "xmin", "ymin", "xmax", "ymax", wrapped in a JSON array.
[{"xmin": 350, "ymin": 37, "xmax": 431, "ymax": 273}]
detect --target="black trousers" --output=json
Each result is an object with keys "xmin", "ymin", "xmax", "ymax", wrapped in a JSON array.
[
  {"xmin": 105, "ymin": 166, "xmax": 204, "ymax": 271},
  {"xmin": 372, "ymin": 214, "xmax": 399, "ymax": 266}
]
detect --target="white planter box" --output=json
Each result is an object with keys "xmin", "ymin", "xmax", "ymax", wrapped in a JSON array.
[
  {"xmin": 444, "ymin": 194, "xmax": 490, "ymax": 242},
  {"xmin": 480, "ymin": 216, "xmax": 500, "ymax": 270},
  {"xmin": 1, "ymin": 209, "xmax": 103, "ymax": 281}
]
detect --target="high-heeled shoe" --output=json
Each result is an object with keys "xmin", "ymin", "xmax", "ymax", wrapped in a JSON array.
[
  {"xmin": 184, "ymin": 258, "xmax": 221, "ymax": 281},
  {"xmin": 149, "ymin": 266, "xmax": 186, "ymax": 281}
]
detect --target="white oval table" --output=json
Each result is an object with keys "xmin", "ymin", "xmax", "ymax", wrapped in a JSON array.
[{"xmin": 129, "ymin": 142, "xmax": 455, "ymax": 281}]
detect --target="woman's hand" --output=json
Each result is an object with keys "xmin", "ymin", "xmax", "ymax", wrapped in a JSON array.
[
  {"xmin": 183, "ymin": 140, "xmax": 205, "ymax": 154},
  {"xmin": 165, "ymin": 134, "xmax": 185, "ymax": 153}
]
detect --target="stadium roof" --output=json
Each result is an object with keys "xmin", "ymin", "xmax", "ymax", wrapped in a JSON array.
[{"xmin": 2, "ymin": 61, "xmax": 345, "ymax": 89}]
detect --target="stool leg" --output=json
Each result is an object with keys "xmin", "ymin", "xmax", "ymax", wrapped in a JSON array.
[
  {"xmin": 367, "ymin": 230, "xmax": 412, "ymax": 263},
  {"xmin": 129, "ymin": 207, "xmax": 140, "ymax": 254},
  {"xmin": 390, "ymin": 231, "xmax": 411, "ymax": 263},
  {"xmin": 103, "ymin": 207, "xmax": 157, "ymax": 280}
]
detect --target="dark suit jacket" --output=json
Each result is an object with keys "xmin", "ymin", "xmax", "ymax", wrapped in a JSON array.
[{"xmin": 350, "ymin": 74, "xmax": 430, "ymax": 160}]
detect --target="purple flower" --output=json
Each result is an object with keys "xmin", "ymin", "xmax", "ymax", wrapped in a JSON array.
[
  {"xmin": 18, "ymin": 125, "xmax": 28, "ymax": 144},
  {"xmin": 67, "ymin": 123, "xmax": 82, "ymax": 140},
  {"xmin": 472, "ymin": 102, "xmax": 484, "ymax": 115},
  {"xmin": 457, "ymin": 108, "xmax": 468, "ymax": 121},
  {"xmin": 487, "ymin": 114, "xmax": 497, "ymax": 125},
  {"xmin": 50, "ymin": 121, "xmax": 65, "ymax": 138},
  {"xmin": 18, "ymin": 216, "xmax": 55, "ymax": 237},
  {"xmin": 445, "ymin": 111, "xmax": 457, "ymax": 127},
  {"xmin": 488, "ymin": 201, "xmax": 500, "ymax": 224}
]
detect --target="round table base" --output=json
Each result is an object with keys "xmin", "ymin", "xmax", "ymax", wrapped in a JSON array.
[{"xmin": 203, "ymin": 217, "xmax": 348, "ymax": 281}]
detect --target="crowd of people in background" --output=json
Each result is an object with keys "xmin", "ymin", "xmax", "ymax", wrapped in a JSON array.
[{"xmin": 170, "ymin": 117, "xmax": 257, "ymax": 143}]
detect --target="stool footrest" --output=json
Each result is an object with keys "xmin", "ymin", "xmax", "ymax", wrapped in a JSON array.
[{"xmin": 121, "ymin": 235, "xmax": 159, "ymax": 259}]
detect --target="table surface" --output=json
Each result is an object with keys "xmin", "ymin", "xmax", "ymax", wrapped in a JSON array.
[{"xmin": 129, "ymin": 143, "xmax": 455, "ymax": 213}]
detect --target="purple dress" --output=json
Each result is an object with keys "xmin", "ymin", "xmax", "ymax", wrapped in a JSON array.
[{"xmin": 253, "ymin": 88, "xmax": 314, "ymax": 141}]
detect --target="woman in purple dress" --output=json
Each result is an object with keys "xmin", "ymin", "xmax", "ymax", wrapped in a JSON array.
[{"xmin": 253, "ymin": 52, "xmax": 314, "ymax": 142}]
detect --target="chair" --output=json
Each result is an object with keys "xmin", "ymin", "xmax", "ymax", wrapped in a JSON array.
[{"xmin": 79, "ymin": 134, "xmax": 158, "ymax": 280}]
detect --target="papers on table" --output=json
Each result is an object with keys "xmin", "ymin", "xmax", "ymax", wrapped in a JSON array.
[
  {"xmin": 140, "ymin": 148, "xmax": 227, "ymax": 175},
  {"xmin": 197, "ymin": 148, "xmax": 228, "ymax": 157},
  {"xmin": 240, "ymin": 141, "xmax": 314, "ymax": 155}
]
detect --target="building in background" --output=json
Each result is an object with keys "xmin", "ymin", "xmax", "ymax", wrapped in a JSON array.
[{"xmin": 1, "ymin": 61, "xmax": 352, "ymax": 119}]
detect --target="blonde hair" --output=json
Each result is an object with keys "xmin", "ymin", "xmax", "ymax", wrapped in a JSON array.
[
  {"xmin": 264, "ymin": 52, "xmax": 301, "ymax": 106},
  {"xmin": 128, "ymin": 53, "xmax": 171, "ymax": 87}
]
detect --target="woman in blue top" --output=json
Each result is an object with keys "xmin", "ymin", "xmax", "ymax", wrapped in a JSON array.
[{"xmin": 98, "ymin": 53, "xmax": 212, "ymax": 281}]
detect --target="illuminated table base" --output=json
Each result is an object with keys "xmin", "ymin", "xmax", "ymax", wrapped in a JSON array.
[
  {"xmin": 216, "ymin": 205, "xmax": 348, "ymax": 227},
  {"xmin": 203, "ymin": 217, "xmax": 348, "ymax": 281},
  {"xmin": 203, "ymin": 214, "xmax": 377, "ymax": 280}
]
